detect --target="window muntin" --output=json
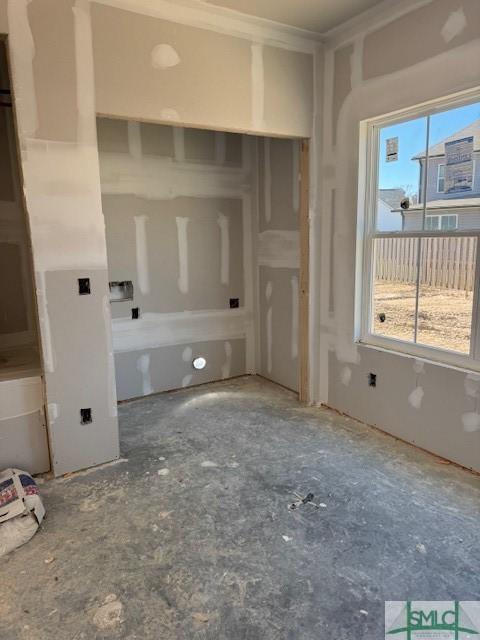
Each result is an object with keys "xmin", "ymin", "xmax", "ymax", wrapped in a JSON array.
[{"xmin": 361, "ymin": 94, "xmax": 480, "ymax": 366}]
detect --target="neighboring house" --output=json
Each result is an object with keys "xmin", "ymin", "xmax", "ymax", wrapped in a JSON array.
[
  {"xmin": 402, "ymin": 119, "xmax": 480, "ymax": 230},
  {"xmin": 377, "ymin": 188, "xmax": 404, "ymax": 231}
]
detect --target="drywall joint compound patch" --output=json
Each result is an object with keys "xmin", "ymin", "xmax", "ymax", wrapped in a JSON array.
[
  {"xmin": 176, "ymin": 217, "xmax": 189, "ymax": 294},
  {"xmin": 151, "ymin": 44, "xmax": 181, "ymax": 69}
]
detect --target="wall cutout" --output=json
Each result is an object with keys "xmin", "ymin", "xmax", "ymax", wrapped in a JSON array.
[
  {"xmin": 78, "ymin": 278, "xmax": 91, "ymax": 295},
  {"xmin": 80, "ymin": 408, "xmax": 92, "ymax": 425},
  {"xmin": 109, "ymin": 281, "xmax": 133, "ymax": 302},
  {"xmin": 193, "ymin": 357, "xmax": 207, "ymax": 370}
]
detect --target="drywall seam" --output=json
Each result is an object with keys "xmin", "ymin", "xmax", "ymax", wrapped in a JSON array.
[
  {"xmin": 252, "ymin": 138, "xmax": 262, "ymax": 373},
  {"xmin": 73, "ymin": 0, "xmax": 97, "ymax": 146},
  {"xmin": 102, "ymin": 293, "xmax": 118, "ymax": 417},
  {"xmin": 291, "ymin": 275, "xmax": 299, "ymax": 360},
  {"xmin": 266, "ymin": 305, "xmax": 273, "ymax": 374},
  {"xmin": 127, "ymin": 120, "xmax": 142, "ymax": 159},
  {"xmin": 221, "ymin": 340, "xmax": 232, "ymax": 379},
  {"xmin": 93, "ymin": 0, "xmax": 319, "ymax": 53},
  {"xmin": 217, "ymin": 213, "xmax": 229, "ymax": 285},
  {"xmin": 251, "ymin": 43, "xmax": 265, "ymax": 132},
  {"xmin": 214, "ymin": 132, "xmax": 226, "ymax": 165},
  {"xmin": 173, "ymin": 127, "xmax": 185, "ymax": 163},
  {"xmin": 242, "ymin": 190, "xmax": 256, "ymax": 373},
  {"xmin": 111, "ymin": 309, "xmax": 249, "ymax": 352},
  {"xmin": 134, "ymin": 214, "xmax": 150, "ymax": 294},
  {"xmin": 175, "ymin": 216, "xmax": 189, "ymax": 294},
  {"xmin": 35, "ymin": 271, "xmax": 55, "ymax": 374},
  {"xmin": 265, "ymin": 280, "xmax": 273, "ymax": 373},
  {"xmin": 350, "ymin": 36, "xmax": 364, "ymax": 88},
  {"xmin": 257, "ymin": 230, "xmax": 300, "ymax": 269},
  {"xmin": 263, "ymin": 138, "xmax": 271, "ymax": 223},
  {"xmin": 136, "ymin": 353, "xmax": 153, "ymax": 395},
  {"xmin": 98, "ymin": 152, "xmax": 250, "ymax": 200},
  {"xmin": 6, "ymin": 0, "xmax": 38, "ymax": 138}
]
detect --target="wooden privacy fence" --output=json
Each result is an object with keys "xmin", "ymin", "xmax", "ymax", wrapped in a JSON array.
[{"xmin": 375, "ymin": 236, "xmax": 477, "ymax": 292}]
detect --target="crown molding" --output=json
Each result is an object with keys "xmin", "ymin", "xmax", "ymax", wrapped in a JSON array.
[{"xmin": 92, "ymin": 0, "xmax": 322, "ymax": 53}]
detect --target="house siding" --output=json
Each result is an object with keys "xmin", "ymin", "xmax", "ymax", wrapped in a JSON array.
[
  {"xmin": 420, "ymin": 151, "xmax": 480, "ymax": 203},
  {"xmin": 403, "ymin": 209, "xmax": 480, "ymax": 231}
]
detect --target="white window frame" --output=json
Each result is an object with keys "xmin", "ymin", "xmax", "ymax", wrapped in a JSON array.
[
  {"xmin": 357, "ymin": 87, "xmax": 480, "ymax": 372},
  {"xmin": 437, "ymin": 163, "xmax": 445, "ymax": 193}
]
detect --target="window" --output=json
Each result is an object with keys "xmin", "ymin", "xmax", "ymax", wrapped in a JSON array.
[
  {"xmin": 437, "ymin": 164, "xmax": 445, "ymax": 192},
  {"xmin": 439, "ymin": 160, "xmax": 477, "ymax": 193},
  {"xmin": 424, "ymin": 214, "xmax": 458, "ymax": 231},
  {"xmin": 359, "ymin": 92, "xmax": 480, "ymax": 369}
]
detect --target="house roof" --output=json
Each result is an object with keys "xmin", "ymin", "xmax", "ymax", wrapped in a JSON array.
[
  {"xmin": 412, "ymin": 118, "xmax": 480, "ymax": 160},
  {"xmin": 378, "ymin": 188, "xmax": 405, "ymax": 209},
  {"xmin": 395, "ymin": 197, "xmax": 480, "ymax": 213}
]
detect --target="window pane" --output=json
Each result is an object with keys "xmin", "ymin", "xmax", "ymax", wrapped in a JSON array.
[
  {"xmin": 376, "ymin": 118, "xmax": 427, "ymax": 231},
  {"xmin": 416, "ymin": 236, "xmax": 477, "ymax": 354},
  {"xmin": 372, "ymin": 237, "xmax": 419, "ymax": 342},
  {"xmin": 425, "ymin": 216, "xmax": 438, "ymax": 230},
  {"xmin": 422, "ymin": 101, "xmax": 480, "ymax": 231}
]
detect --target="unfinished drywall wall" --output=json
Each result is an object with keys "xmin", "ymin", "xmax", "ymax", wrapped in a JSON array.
[
  {"xmin": 91, "ymin": 2, "xmax": 313, "ymax": 138},
  {"xmin": 0, "ymin": 43, "xmax": 37, "ymax": 352},
  {"xmin": 0, "ymin": 0, "xmax": 313, "ymax": 475},
  {"xmin": 97, "ymin": 119, "xmax": 254, "ymax": 399},
  {"xmin": 257, "ymin": 138, "xmax": 300, "ymax": 392},
  {"xmin": 0, "ymin": 373, "xmax": 48, "ymax": 474},
  {"xmin": 1, "ymin": 0, "xmax": 120, "ymax": 476},
  {"xmin": 317, "ymin": 0, "xmax": 480, "ymax": 471}
]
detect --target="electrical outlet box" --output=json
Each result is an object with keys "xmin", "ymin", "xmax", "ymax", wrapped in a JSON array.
[
  {"xmin": 78, "ymin": 278, "xmax": 91, "ymax": 295},
  {"xmin": 80, "ymin": 408, "xmax": 92, "ymax": 424},
  {"xmin": 229, "ymin": 298, "xmax": 240, "ymax": 309},
  {"xmin": 368, "ymin": 373, "xmax": 377, "ymax": 387},
  {"xmin": 109, "ymin": 280, "xmax": 133, "ymax": 302}
]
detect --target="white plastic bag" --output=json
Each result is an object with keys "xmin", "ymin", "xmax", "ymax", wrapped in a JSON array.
[{"xmin": 0, "ymin": 468, "xmax": 45, "ymax": 558}]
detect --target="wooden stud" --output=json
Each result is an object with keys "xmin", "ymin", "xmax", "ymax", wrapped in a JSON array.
[{"xmin": 299, "ymin": 139, "xmax": 310, "ymax": 402}]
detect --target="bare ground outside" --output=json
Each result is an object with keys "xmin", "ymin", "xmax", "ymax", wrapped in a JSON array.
[{"xmin": 373, "ymin": 280, "xmax": 474, "ymax": 354}]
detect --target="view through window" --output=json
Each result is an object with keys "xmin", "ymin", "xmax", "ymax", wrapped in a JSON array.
[{"xmin": 364, "ymin": 96, "xmax": 480, "ymax": 360}]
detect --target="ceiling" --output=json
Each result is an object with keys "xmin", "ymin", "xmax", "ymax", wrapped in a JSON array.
[{"xmin": 201, "ymin": 0, "xmax": 384, "ymax": 34}]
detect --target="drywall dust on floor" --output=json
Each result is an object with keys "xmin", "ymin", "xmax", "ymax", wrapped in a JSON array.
[{"xmin": 0, "ymin": 376, "xmax": 478, "ymax": 639}]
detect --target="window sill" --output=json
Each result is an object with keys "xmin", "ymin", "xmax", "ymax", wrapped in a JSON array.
[{"xmin": 357, "ymin": 335, "xmax": 480, "ymax": 375}]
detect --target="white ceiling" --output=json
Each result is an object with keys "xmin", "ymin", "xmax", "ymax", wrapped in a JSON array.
[{"xmin": 201, "ymin": 0, "xmax": 384, "ymax": 34}]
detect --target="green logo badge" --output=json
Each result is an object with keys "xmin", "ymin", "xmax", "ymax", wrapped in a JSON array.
[{"xmin": 385, "ymin": 601, "xmax": 480, "ymax": 639}]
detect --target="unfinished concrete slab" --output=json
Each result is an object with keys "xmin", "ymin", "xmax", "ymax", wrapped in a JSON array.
[{"xmin": 1, "ymin": 376, "xmax": 478, "ymax": 639}]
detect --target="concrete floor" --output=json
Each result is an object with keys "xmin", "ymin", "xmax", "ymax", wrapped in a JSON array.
[{"xmin": 1, "ymin": 375, "xmax": 479, "ymax": 639}]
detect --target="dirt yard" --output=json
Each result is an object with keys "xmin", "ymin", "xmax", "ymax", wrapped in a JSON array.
[{"xmin": 373, "ymin": 280, "xmax": 473, "ymax": 354}]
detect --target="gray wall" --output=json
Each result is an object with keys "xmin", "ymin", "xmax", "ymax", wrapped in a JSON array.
[
  {"xmin": 97, "ymin": 118, "xmax": 254, "ymax": 400},
  {"xmin": 257, "ymin": 138, "xmax": 300, "ymax": 392},
  {"xmin": 317, "ymin": 0, "xmax": 480, "ymax": 472},
  {"xmin": 0, "ymin": 0, "xmax": 313, "ymax": 476}
]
